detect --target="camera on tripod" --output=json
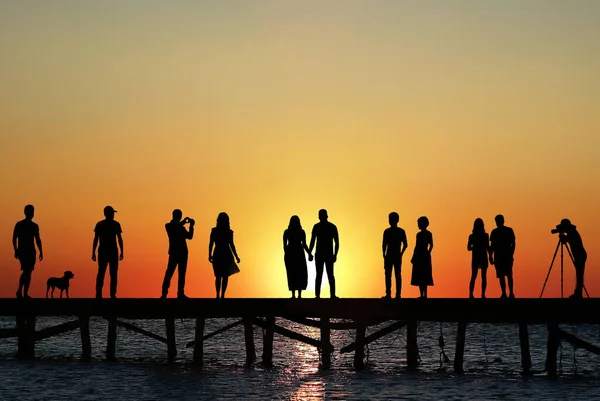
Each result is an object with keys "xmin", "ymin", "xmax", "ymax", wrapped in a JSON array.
[{"xmin": 551, "ymin": 224, "xmax": 568, "ymax": 242}]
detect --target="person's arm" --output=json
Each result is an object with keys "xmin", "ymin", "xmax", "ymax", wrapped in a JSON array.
[
  {"xmin": 117, "ymin": 232, "xmax": 124, "ymax": 260},
  {"xmin": 511, "ymin": 229, "xmax": 516, "ymax": 257},
  {"xmin": 333, "ymin": 226, "xmax": 339, "ymax": 260},
  {"xmin": 301, "ymin": 230, "xmax": 310, "ymax": 254},
  {"xmin": 428, "ymin": 232, "xmax": 434, "ymax": 253},
  {"xmin": 467, "ymin": 234, "xmax": 473, "ymax": 251},
  {"xmin": 308, "ymin": 226, "xmax": 316, "ymax": 255},
  {"xmin": 382, "ymin": 231, "xmax": 387, "ymax": 259},
  {"xmin": 283, "ymin": 230, "xmax": 288, "ymax": 251},
  {"xmin": 186, "ymin": 221, "xmax": 195, "ymax": 239},
  {"xmin": 230, "ymin": 232, "xmax": 240, "ymax": 263},
  {"xmin": 92, "ymin": 232, "xmax": 99, "ymax": 261},
  {"xmin": 208, "ymin": 231, "xmax": 214, "ymax": 263},
  {"xmin": 489, "ymin": 232, "xmax": 495, "ymax": 264},
  {"xmin": 35, "ymin": 226, "xmax": 43, "ymax": 261},
  {"xmin": 401, "ymin": 231, "xmax": 408, "ymax": 255},
  {"xmin": 12, "ymin": 224, "xmax": 18, "ymax": 259}
]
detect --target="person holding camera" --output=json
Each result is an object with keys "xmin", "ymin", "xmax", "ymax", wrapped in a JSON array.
[
  {"xmin": 161, "ymin": 209, "xmax": 194, "ymax": 299},
  {"xmin": 554, "ymin": 219, "xmax": 587, "ymax": 299}
]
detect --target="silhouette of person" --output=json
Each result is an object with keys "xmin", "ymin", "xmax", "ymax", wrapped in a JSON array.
[
  {"xmin": 468, "ymin": 218, "xmax": 490, "ymax": 299},
  {"xmin": 489, "ymin": 214, "xmax": 516, "ymax": 299},
  {"xmin": 13, "ymin": 205, "xmax": 43, "ymax": 299},
  {"xmin": 410, "ymin": 216, "xmax": 433, "ymax": 298},
  {"xmin": 308, "ymin": 209, "xmax": 339, "ymax": 299},
  {"xmin": 283, "ymin": 216, "xmax": 311, "ymax": 299},
  {"xmin": 209, "ymin": 212, "xmax": 240, "ymax": 299},
  {"xmin": 382, "ymin": 212, "xmax": 408, "ymax": 299},
  {"xmin": 92, "ymin": 206, "xmax": 123, "ymax": 299},
  {"xmin": 161, "ymin": 209, "xmax": 194, "ymax": 299},
  {"xmin": 556, "ymin": 219, "xmax": 587, "ymax": 299}
]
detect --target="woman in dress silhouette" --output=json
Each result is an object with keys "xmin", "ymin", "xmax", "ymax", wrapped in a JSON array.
[
  {"xmin": 209, "ymin": 212, "xmax": 240, "ymax": 298},
  {"xmin": 467, "ymin": 218, "xmax": 490, "ymax": 299},
  {"xmin": 283, "ymin": 215, "xmax": 311, "ymax": 299},
  {"xmin": 411, "ymin": 216, "xmax": 434, "ymax": 298}
]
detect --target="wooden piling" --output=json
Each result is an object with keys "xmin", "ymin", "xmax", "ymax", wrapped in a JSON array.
[
  {"xmin": 243, "ymin": 316, "xmax": 256, "ymax": 365},
  {"xmin": 406, "ymin": 321, "xmax": 419, "ymax": 370},
  {"xmin": 166, "ymin": 317, "xmax": 177, "ymax": 363},
  {"xmin": 354, "ymin": 320, "xmax": 366, "ymax": 370},
  {"xmin": 320, "ymin": 317, "xmax": 332, "ymax": 369},
  {"xmin": 16, "ymin": 315, "xmax": 35, "ymax": 360},
  {"xmin": 518, "ymin": 323, "xmax": 532, "ymax": 374},
  {"xmin": 106, "ymin": 317, "xmax": 117, "ymax": 361},
  {"xmin": 453, "ymin": 321, "xmax": 467, "ymax": 374},
  {"xmin": 193, "ymin": 317, "xmax": 205, "ymax": 367},
  {"xmin": 80, "ymin": 316, "xmax": 92, "ymax": 359},
  {"xmin": 262, "ymin": 316, "xmax": 275, "ymax": 367},
  {"xmin": 545, "ymin": 323, "xmax": 560, "ymax": 377}
]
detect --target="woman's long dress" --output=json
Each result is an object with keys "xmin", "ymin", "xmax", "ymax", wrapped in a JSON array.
[
  {"xmin": 211, "ymin": 227, "xmax": 234, "ymax": 278},
  {"xmin": 411, "ymin": 230, "xmax": 434, "ymax": 287},
  {"xmin": 284, "ymin": 229, "xmax": 308, "ymax": 291}
]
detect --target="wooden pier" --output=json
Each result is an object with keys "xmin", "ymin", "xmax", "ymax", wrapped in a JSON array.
[{"xmin": 1, "ymin": 298, "xmax": 599, "ymax": 375}]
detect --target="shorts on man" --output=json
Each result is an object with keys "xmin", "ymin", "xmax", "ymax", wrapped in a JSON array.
[{"xmin": 494, "ymin": 257, "xmax": 513, "ymax": 278}]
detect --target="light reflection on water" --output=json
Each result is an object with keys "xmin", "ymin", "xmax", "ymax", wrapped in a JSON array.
[{"xmin": 1, "ymin": 318, "xmax": 600, "ymax": 400}]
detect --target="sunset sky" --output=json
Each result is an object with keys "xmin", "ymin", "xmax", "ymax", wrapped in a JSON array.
[{"xmin": 1, "ymin": 0, "xmax": 599, "ymax": 299}]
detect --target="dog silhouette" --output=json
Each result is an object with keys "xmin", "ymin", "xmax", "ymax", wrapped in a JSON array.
[{"xmin": 46, "ymin": 271, "xmax": 75, "ymax": 298}]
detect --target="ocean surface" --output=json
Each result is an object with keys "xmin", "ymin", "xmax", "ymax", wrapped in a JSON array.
[{"xmin": 1, "ymin": 317, "xmax": 600, "ymax": 400}]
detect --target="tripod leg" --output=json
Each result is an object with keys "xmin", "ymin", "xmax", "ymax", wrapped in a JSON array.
[{"xmin": 540, "ymin": 240, "xmax": 561, "ymax": 298}]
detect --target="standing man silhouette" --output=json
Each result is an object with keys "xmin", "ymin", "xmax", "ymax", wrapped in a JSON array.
[
  {"xmin": 489, "ymin": 214, "xmax": 516, "ymax": 299},
  {"xmin": 382, "ymin": 212, "xmax": 408, "ymax": 299},
  {"xmin": 161, "ymin": 209, "xmax": 194, "ymax": 299},
  {"xmin": 92, "ymin": 206, "xmax": 123, "ymax": 299},
  {"xmin": 13, "ymin": 205, "xmax": 43, "ymax": 298},
  {"xmin": 308, "ymin": 209, "xmax": 339, "ymax": 299}
]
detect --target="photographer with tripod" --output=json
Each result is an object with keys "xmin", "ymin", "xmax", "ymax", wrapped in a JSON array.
[{"xmin": 552, "ymin": 219, "xmax": 587, "ymax": 299}]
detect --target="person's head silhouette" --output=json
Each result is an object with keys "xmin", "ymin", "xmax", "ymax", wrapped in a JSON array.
[
  {"xmin": 417, "ymin": 216, "xmax": 429, "ymax": 230},
  {"xmin": 217, "ymin": 212, "xmax": 230, "ymax": 229},
  {"xmin": 104, "ymin": 206, "xmax": 117, "ymax": 220},
  {"xmin": 289, "ymin": 215, "xmax": 302, "ymax": 230},
  {"xmin": 172, "ymin": 209, "xmax": 183, "ymax": 222},
  {"xmin": 389, "ymin": 212, "xmax": 399, "ymax": 227},
  {"xmin": 559, "ymin": 218, "xmax": 576, "ymax": 233},
  {"xmin": 24, "ymin": 204, "xmax": 34, "ymax": 220},
  {"xmin": 473, "ymin": 218, "xmax": 485, "ymax": 233},
  {"xmin": 495, "ymin": 214, "xmax": 504, "ymax": 227},
  {"xmin": 318, "ymin": 209, "xmax": 328, "ymax": 222}
]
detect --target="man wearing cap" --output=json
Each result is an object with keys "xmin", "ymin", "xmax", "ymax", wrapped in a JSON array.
[
  {"xmin": 92, "ymin": 206, "xmax": 124, "ymax": 299},
  {"xmin": 13, "ymin": 204, "xmax": 43, "ymax": 298},
  {"xmin": 558, "ymin": 219, "xmax": 587, "ymax": 299}
]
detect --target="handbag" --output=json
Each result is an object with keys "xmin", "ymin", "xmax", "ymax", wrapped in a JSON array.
[{"xmin": 226, "ymin": 261, "xmax": 240, "ymax": 276}]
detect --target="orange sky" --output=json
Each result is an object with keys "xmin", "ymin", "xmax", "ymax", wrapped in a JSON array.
[{"xmin": 1, "ymin": 1, "xmax": 599, "ymax": 299}]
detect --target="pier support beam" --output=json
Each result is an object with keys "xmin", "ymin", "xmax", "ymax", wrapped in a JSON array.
[
  {"xmin": 454, "ymin": 322, "xmax": 467, "ymax": 374},
  {"xmin": 243, "ymin": 317, "xmax": 256, "ymax": 365},
  {"xmin": 166, "ymin": 318, "xmax": 177, "ymax": 364},
  {"xmin": 320, "ymin": 317, "xmax": 332, "ymax": 369},
  {"xmin": 80, "ymin": 316, "xmax": 92, "ymax": 359},
  {"xmin": 262, "ymin": 316, "xmax": 275, "ymax": 367},
  {"xmin": 545, "ymin": 323, "xmax": 560, "ymax": 377},
  {"xmin": 518, "ymin": 323, "xmax": 532, "ymax": 375},
  {"xmin": 353, "ymin": 320, "xmax": 366, "ymax": 370},
  {"xmin": 16, "ymin": 315, "xmax": 36, "ymax": 360},
  {"xmin": 193, "ymin": 317, "xmax": 205, "ymax": 367},
  {"xmin": 406, "ymin": 321, "xmax": 418, "ymax": 370},
  {"xmin": 106, "ymin": 317, "xmax": 117, "ymax": 361}
]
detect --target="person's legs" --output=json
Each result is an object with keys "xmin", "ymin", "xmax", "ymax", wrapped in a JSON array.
[
  {"xmin": 481, "ymin": 267, "xmax": 487, "ymax": 298},
  {"xmin": 325, "ymin": 260, "xmax": 336, "ymax": 298},
  {"xmin": 507, "ymin": 261, "xmax": 514, "ymax": 298},
  {"xmin": 394, "ymin": 261, "xmax": 402, "ymax": 298},
  {"xmin": 574, "ymin": 257, "xmax": 586, "ymax": 297},
  {"xmin": 315, "ymin": 257, "xmax": 324, "ymax": 298},
  {"xmin": 469, "ymin": 266, "xmax": 478, "ymax": 298},
  {"xmin": 108, "ymin": 257, "xmax": 119, "ymax": 298},
  {"xmin": 96, "ymin": 256, "xmax": 109, "ymax": 298},
  {"xmin": 419, "ymin": 285, "xmax": 427, "ymax": 298},
  {"xmin": 298, "ymin": 290, "xmax": 302, "ymax": 299},
  {"xmin": 384, "ymin": 260, "xmax": 392, "ymax": 297},
  {"xmin": 177, "ymin": 255, "xmax": 188, "ymax": 297},
  {"xmin": 162, "ymin": 255, "xmax": 177, "ymax": 297},
  {"xmin": 18, "ymin": 256, "xmax": 35, "ymax": 298},
  {"xmin": 215, "ymin": 277, "xmax": 221, "ymax": 298},
  {"xmin": 221, "ymin": 276, "xmax": 229, "ymax": 298}
]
